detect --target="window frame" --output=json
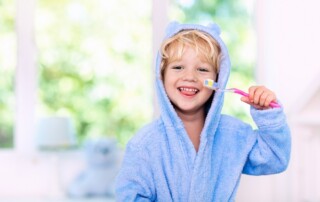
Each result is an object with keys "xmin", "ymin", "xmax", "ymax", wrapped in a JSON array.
[{"xmin": 14, "ymin": 0, "xmax": 37, "ymax": 153}]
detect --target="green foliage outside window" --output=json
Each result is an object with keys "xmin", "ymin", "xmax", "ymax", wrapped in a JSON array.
[
  {"xmin": 36, "ymin": 0, "xmax": 153, "ymax": 146},
  {"xmin": 170, "ymin": 0, "xmax": 256, "ymax": 125},
  {"xmin": 0, "ymin": 0, "xmax": 15, "ymax": 148}
]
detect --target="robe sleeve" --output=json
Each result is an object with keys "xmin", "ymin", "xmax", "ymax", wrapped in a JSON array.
[{"xmin": 242, "ymin": 106, "xmax": 291, "ymax": 175}]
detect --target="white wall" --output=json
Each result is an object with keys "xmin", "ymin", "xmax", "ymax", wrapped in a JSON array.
[
  {"xmin": 255, "ymin": 0, "xmax": 320, "ymax": 112},
  {"xmin": 237, "ymin": 0, "xmax": 320, "ymax": 201}
]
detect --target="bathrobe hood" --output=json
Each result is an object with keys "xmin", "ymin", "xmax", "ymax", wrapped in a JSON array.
[{"xmin": 155, "ymin": 21, "xmax": 231, "ymax": 150}]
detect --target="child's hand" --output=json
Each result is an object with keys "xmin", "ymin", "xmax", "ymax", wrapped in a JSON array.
[{"xmin": 240, "ymin": 86, "xmax": 277, "ymax": 110}]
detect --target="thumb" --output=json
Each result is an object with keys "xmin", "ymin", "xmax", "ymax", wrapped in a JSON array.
[{"xmin": 240, "ymin": 96, "xmax": 251, "ymax": 104}]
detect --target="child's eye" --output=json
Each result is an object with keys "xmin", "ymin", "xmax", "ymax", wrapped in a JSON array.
[
  {"xmin": 172, "ymin": 66, "xmax": 183, "ymax": 70},
  {"xmin": 198, "ymin": 67, "xmax": 209, "ymax": 72}
]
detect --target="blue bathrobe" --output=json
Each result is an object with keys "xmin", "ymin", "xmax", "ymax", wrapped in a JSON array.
[{"xmin": 115, "ymin": 22, "xmax": 291, "ymax": 201}]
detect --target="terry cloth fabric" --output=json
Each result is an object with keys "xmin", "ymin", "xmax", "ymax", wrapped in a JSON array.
[{"xmin": 115, "ymin": 21, "xmax": 291, "ymax": 201}]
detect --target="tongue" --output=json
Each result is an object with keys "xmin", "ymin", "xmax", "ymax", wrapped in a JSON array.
[{"xmin": 181, "ymin": 90, "xmax": 196, "ymax": 96}]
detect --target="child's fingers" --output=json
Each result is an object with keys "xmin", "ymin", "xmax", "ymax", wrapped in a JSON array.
[
  {"xmin": 259, "ymin": 92, "xmax": 267, "ymax": 106},
  {"xmin": 247, "ymin": 86, "xmax": 277, "ymax": 109},
  {"xmin": 258, "ymin": 88, "xmax": 276, "ymax": 107},
  {"xmin": 249, "ymin": 86, "xmax": 265, "ymax": 106},
  {"xmin": 264, "ymin": 93, "xmax": 277, "ymax": 107},
  {"xmin": 248, "ymin": 86, "xmax": 257, "ymax": 102},
  {"xmin": 240, "ymin": 96, "xmax": 264, "ymax": 109},
  {"xmin": 240, "ymin": 96, "xmax": 250, "ymax": 104},
  {"xmin": 254, "ymin": 87, "xmax": 265, "ymax": 106},
  {"xmin": 259, "ymin": 89, "xmax": 272, "ymax": 106}
]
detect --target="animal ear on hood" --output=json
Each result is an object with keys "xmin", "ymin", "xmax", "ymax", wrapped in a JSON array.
[
  {"xmin": 207, "ymin": 23, "xmax": 221, "ymax": 35},
  {"xmin": 165, "ymin": 21, "xmax": 180, "ymax": 35}
]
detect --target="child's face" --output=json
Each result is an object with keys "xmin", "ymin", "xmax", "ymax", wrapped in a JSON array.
[{"xmin": 163, "ymin": 46, "xmax": 217, "ymax": 115}]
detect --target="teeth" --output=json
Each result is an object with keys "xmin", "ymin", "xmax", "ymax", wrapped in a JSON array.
[{"xmin": 179, "ymin": 87, "xmax": 199, "ymax": 92}]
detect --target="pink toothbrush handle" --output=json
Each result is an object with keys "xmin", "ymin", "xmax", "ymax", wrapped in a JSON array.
[{"xmin": 232, "ymin": 88, "xmax": 281, "ymax": 108}]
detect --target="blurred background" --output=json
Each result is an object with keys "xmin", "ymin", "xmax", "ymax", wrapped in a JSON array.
[{"xmin": 0, "ymin": 0, "xmax": 319, "ymax": 201}]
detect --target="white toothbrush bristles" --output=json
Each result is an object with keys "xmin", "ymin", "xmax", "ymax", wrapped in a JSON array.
[{"xmin": 203, "ymin": 79, "xmax": 218, "ymax": 90}]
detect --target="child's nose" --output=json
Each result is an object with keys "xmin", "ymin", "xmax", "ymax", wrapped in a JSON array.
[{"xmin": 183, "ymin": 69, "xmax": 197, "ymax": 82}]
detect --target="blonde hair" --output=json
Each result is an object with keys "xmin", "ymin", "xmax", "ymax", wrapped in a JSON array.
[{"xmin": 160, "ymin": 29, "xmax": 221, "ymax": 79}]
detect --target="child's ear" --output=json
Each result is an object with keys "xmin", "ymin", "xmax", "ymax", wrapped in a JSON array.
[{"xmin": 207, "ymin": 23, "xmax": 221, "ymax": 35}]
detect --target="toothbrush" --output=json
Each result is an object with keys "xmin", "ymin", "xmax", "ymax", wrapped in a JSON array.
[{"xmin": 203, "ymin": 79, "xmax": 281, "ymax": 108}]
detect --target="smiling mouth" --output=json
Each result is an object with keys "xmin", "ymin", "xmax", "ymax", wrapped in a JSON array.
[{"xmin": 178, "ymin": 87, "xmax": 199, "ymax": 95}]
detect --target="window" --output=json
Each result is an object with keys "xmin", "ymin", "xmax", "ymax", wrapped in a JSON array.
[
  {"xmin": 0, "ymin": 0, "xmax": 15, "ymax": 148},
  {"xmin": 35, "ymin": 0, "xmax": 153, "ymax": 147},
  {"xmin": 0, "ymin": 0, "xmax": 154, "ymax": 197},
  {"xmin": 1, "ymin": 0, "xmax": 255, "ymax": 150},
  {"xmin": 0, "ymin": 0, "xmax": 153, "ymax": 150}
]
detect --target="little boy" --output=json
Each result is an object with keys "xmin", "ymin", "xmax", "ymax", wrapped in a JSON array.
[{"xmin": 115, "ymin": 22, "xmax": 291, "ymax": 201}]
